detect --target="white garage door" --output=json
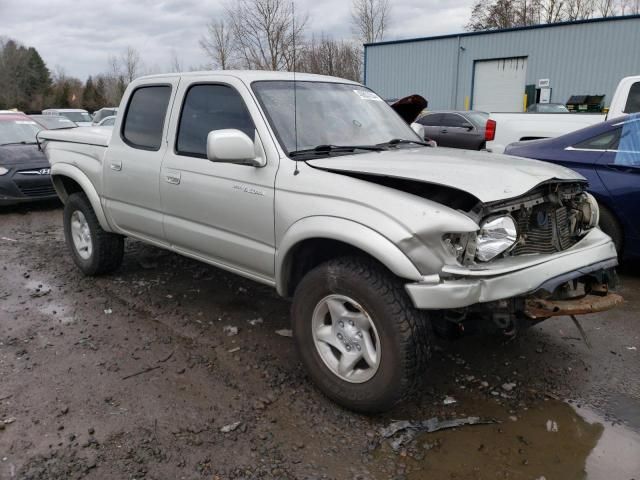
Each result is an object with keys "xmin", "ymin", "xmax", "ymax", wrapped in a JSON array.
[{"xmin": 473, "ymin": 57, "xmax": 528, "ymax": 112}]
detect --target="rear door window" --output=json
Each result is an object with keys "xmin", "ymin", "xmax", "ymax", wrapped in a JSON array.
[
  {"xmin": 418, "ymin": 113, "xmax": 443, "ymax": 127},
  {"xmin": 573, "ymin": 128, "xmax": 621, "ymax": 150},
  {"xmin": 624, "ymin": 82, "xmax": 640, "ymax": 114},
  {"xmin": 441, "ymin": 114, "xmax": 468, "ymax": 128},
  {"xmin": 122, "ymin": 85, "xmax": 172, "ymax": 150},
  {"xmin": 176, "ymin": 84, "xmax": 255, "ymax": 158}
]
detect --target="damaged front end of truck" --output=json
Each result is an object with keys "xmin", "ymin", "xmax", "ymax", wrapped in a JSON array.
[{"xmin": 406, "ymin": 180, "xmax": 623, "ymax": 338}]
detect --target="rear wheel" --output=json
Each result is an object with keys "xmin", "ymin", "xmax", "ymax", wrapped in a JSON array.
[
  {"xmin": 63, "ymin": 193, "xmax": 124, "ymax": 275},
  {"xmin": 292, "ymin": 257, "xmax": 432, "ymax": 413},
  {"xmin": 598, "ymin": 204, "xmax": 623, "ymax": 255}
]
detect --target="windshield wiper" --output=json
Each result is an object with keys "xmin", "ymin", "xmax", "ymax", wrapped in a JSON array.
[
  {"xmin": 289, "ymin": 144, "xmax": 387, "ymax": 158},
  {"xmin": 0, "ymin": 141, "xmax": 37, "ymax": 146},
  {"xmin": 377, "ymin": 138, "xmax": 432, "ymax": 148}
]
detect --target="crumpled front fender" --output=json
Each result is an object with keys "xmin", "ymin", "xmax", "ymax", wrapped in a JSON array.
[{"xmin": 276, "ymin": 216, "xmax": 424, "ymax": 296}]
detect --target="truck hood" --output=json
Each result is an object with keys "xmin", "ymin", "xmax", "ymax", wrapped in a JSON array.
[
  {"xmin": 38, "ymin": 126, "xmax": 112, "ymax": 147},
  {"xmin": 306, "ymin": 147, "xmax": 585, "ymax": 203}
]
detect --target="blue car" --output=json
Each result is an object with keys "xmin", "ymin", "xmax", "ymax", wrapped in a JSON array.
[{"xmin": 505, "ymin": 114, "xmax": 640, "ymax": 258}]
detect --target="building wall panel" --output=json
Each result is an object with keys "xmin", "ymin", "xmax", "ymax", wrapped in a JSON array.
[{"xmin": 365, "ymin": 16, "xmax": 640, "ymax": 111}]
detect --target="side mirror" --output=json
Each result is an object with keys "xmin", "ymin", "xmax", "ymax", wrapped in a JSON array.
[
  {"xmin": 206, "ymin": 129, "xmax": 264, "ymax": 167},
  {"xmin": 410, "ymin": 122, "xmax": 425, "ymax": 139}
]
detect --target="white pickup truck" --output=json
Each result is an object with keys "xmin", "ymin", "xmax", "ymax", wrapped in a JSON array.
[
  {"xmin": 38, "ymin": 71, "xmax": 621, "ymax": 413},
  {"xmin": 486, "ymin": 75, "xmax": 640, "ymax": 153}
]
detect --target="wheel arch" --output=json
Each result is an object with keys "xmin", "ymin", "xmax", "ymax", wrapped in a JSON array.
[
  {"xmin": 51, "ymin": 163, "xmax": 111, "ymax": 231},
  {"xmin": 276, "ymin": 217, "xmax": 423, "ymax": 297}
]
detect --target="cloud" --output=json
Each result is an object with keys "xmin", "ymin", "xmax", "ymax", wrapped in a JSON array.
[{"xmin": 0, "ymin": 0, "xmax": 475, "ymax": 80}]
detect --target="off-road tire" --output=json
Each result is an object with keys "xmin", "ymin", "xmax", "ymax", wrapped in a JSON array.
[
  {"xmin": 292, "ymin": 257, "xmax": 432, "ymax": 413},
  {"xmin": 63, "ymin": 192, "xmax": 124, "ymax": 276},
  {"xmin": 598, "ymin": 204, "xmax": 623, "ymax": 255}
]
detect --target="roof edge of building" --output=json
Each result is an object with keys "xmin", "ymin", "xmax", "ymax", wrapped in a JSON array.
[{"xmin": 364, "ymin": 14, "xmax": 640, "ymax": 48}]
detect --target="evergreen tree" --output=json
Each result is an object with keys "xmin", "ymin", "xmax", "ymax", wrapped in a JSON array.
[
  {"xmin": 82, "ymin": 76, "xmax": 97, "ymax": 111},
  {"xmin": 94, "ymin": 76, "xmax": 108, "ymax": 109}
]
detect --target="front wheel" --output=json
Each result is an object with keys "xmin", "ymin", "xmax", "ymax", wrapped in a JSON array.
[
  {"xmin": 63, "ymin": 193, "xmax": 124, "ymax": 276},
  {"xmin": 292, "ymin": 257, "xmax": 432, "ymax": 413}
]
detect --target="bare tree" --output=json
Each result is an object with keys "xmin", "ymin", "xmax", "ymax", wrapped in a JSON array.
[
  {"xmin": 200, "ymin": 19, "xmax": 236, "ymax": 69},
  {"xmin": 619, "ymin": 0, "xmax": 640, "ymax": 13},
  {"xmin": 564, "ymin": 0, "xmax": 595, "ymax": 20},
  {"xmin": 467, "ymin": 0, "xmax": 520, "ymax": 30},
  {"xmin": 226, "ymin": 0, "xmax": 307, "ymax": 71},
  {"xmin": 540, "ymin": 0, "xmax": 566, "ymax": 22},
  {"xmin": 351, "ymin": 0, "xmax": 390, "ymax": 43},
  {"xmin": 168, "ymin": 50, "xmax": 183, "ymax": 73},
  {"xmin": 596, "ymin": 0, "xmax": 617, "ymax": 15},
  {"xmin": 122, "ymin": 46, "xmax": 142, "ymax": 83},
  {"xmin": 298, "ymin": 35, "xmax": 362, "ymax": 81}
]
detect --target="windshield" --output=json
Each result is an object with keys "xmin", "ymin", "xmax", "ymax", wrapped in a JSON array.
[
  {"xmin": 0, "ymin": 119, "xmax": 41, "ymax": 145},
  {"xmin": 60, "ymin": 112, "xmax": 92, "ymax": 123},
  {"xmin": 252, "ymin": 81, "xmax": 420, "ymax": 155}
]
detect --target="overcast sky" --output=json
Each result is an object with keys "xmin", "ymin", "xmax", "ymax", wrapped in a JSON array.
[{"xmin": 0, "ymin": 0, "xmax": 474, "ymax": 80}]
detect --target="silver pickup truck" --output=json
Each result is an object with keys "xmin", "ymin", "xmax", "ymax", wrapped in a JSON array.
[{"xmin": 39, "ymin": 71, "xmax": 622, "ymax": 413}]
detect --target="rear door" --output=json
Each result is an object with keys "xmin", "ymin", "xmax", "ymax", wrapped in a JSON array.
[
  {"xmin": 438, "ymin": 113, "xmax": 481, "ymax": 149},
  {"xmin": 103, "ymin": 78, "xmax": 180, "ymax": 244},
  {"xmin": 159, "ymin": 76, "xmax": 278, "ymax": 282},
  {"xmin": 596, "ymin": 119, "xmax": 640, "ymax": 241}
]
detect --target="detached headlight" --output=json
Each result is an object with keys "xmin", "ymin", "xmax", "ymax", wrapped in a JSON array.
[
  {"xmin": 476, "ymin": 215, "xmax": 518, "ymax": 262},
  {"xmin": 581, "ymin": 192, "xmax": 599, "ymax": 229},
  {"xmin": 0, "ymin": 167, "xmax": 9, "ymax": 176}
]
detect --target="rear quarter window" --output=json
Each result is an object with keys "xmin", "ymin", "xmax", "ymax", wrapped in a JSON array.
[{"xmin": 122, "ymin": 85, "xmax": 172, "ymax": 150}]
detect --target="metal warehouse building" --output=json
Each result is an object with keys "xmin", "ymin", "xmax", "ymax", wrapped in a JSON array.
[{"xmin": 364, "ymin": 15, "xmax": 640, "ymax": 112}]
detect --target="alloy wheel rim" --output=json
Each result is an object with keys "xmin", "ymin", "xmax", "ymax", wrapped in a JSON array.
[
  {"xmin": 70, "ymin": 210, "xmax": 93, "ymax": 260},
  {"xmin": 311, "ymin": 294, "xmax": 381, "ymax": 383}
]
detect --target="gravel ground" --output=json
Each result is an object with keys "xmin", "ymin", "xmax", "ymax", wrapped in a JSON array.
[{"xmin": 1, "ymin": 202, "xmax": 639, "ymax": 480}]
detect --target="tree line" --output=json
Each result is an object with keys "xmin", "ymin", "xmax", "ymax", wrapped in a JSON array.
[
  {"xmin": 467, "ymin": 0, "xmax": 640, "ymax": 31},
  {"xmin": 0, "ymin": 37, "xmax": 146, "ymax": 112},
  {"xmin": 9, "ymin": 0, "xmax": 636, "ymax": 112},
  {"xmin": 1, "ymin": 0, "xmax": 389, "ymax": 112},
  {"xmin": 198, "ymin": 0, "xmax": 390, "ymax": 81}
]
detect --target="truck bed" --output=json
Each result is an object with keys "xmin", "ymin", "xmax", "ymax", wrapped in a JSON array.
[
  {"xmin": 486, "ymin": 113, "xmax": 605, "ymax": 154},
  {"xmin": 38, "ymin": 126, "xmax": 112, "ymax": 147}
]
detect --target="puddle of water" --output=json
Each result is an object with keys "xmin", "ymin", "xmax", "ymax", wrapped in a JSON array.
[
  {"xmin": 579, "ymin": 404, "xmax": 640, "ymax": 480},
  {"xmin": 374, "ymin": 398, "xmax": 640, "ymax": 480}
]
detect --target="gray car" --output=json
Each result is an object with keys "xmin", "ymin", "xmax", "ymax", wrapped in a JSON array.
[{"xmin": 417, "ymin": 111, "xmax": 488, "ymax": 150}]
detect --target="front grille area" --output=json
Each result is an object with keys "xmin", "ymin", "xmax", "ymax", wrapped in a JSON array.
[
  {"xmin": 512, "ymin": 204, "xmax": 579, "ymax": 255},
  {"xmin": 17, "ymin": 183, "xmax": 57, "ymax": 197}
]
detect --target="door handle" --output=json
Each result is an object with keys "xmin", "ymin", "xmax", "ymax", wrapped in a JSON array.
[
  {"xmin": 110, "ymin": 161, "xmax": 122, "ymax": 171},
  {"xmin": 164, "ymin": 171, "xmax": 181, "ymax": 185},
  {"xmin": 440, "ymin": 129, "xmax": 448, "ymax": 134}
]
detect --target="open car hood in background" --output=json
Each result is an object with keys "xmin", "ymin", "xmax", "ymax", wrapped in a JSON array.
[{"xmin": 390, "ymin": 95, "xmax": 428, "ymax": 124}]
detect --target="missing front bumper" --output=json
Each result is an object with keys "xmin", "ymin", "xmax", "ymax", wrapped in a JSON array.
[{"xmin": 525, "ymin": 292, "xmax": 624, "ymax": 319}]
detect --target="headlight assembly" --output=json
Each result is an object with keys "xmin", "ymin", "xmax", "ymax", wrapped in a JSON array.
[
  {"xmin": 0, "ymin": 167, "xmax": 9, "ymax": 176},
  {"xmin": 475, "ymin": 215, "xmax": 518, "ymax": 262}
]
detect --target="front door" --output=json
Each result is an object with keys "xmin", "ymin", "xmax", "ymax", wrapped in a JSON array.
[
  {"xmin": 160, "ymin": 78, "xmax": 278, "ymax": 283},
  {"xmin": 103, "ymin": 79, "xmax": 180, "ymax": 243}
]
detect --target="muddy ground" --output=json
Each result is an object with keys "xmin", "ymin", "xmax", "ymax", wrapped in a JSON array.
[{"xmin": 1, "ymin": 201, "xmax": 639, "ymax": 480}]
